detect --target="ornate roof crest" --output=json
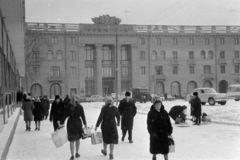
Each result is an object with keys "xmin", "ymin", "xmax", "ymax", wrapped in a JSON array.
[{"xmin": 92, "ymin": 15, "xmax": 121, "ymax": 25}]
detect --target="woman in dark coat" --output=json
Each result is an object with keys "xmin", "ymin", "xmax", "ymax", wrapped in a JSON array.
[
  {"xmin": 95, "ymin": 97, "xmax": 120, "ymax": 160},
  {"xmin": 59, "ymin": 94, "xmax": 87, "ymax": 160},
  {"xmin": 42, "ymin": 96, "xmax": 50, "ymax": 120},
  {"xmin": 147, "ymin": 100, "xmax": 173, "ymax": 160},
  {"xmin": 192, "ymin": 92, "xmax": 202, "ymax": 125},
  {"xmin": 63, "ymin": 95, "xmax": 70, "ymax": 108},
  {"xmin": 118, "ymin": 91, "xmax": 137, "ymax": 143},
  {"xmin": 33, "ymin": 98, "xmax": 45, "ymax": 131},
  {"xmin": 22, "ymin": 95, "xmax": 35, "ymax": 131},
  {"xmin": 49, "ymin": 95, "xmax": 65, "ymax": 131}
]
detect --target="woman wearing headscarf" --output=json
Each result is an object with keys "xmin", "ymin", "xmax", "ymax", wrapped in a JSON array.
[
  {"xmin": 95, "ymin": 97, "xmax": 120, "ymax": 160},
  {"xmin": 21, "ymin": 95, "xmax": 35, "ymax": 131},
  {"xmin": 49, "ymin": 95, "xmax": 64, "ymax": 131},
  {"xmin": 33, "ymin": 97, "xmax": 45, "ymax": 131},
  {"xmin": 192, "ymin": 92, "xmax": 202, "ymax": 125},
  {"xmin": 147, "ymin": 100, "xmax": 173, "ymax": 160},
  {"xmin": 59, "ymin": 94, "xmax": 87, "ymax": 160}
]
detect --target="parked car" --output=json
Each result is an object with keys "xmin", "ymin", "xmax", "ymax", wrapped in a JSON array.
[
  {"xmin": 78, "ymin": 96, "xmax": 91, "ymax": 103},
  {"xmin": 151, "ymin": 94, "xmax": 165, "ymax": 101},
  {"xmin": 132, "ymin": 87, "xmax": 152, "ymax": 103},
  {"xmin": 187, "ymin": 88, "xmax": 227, "ymax": 106},
  {"xmin": 85, "ymin": 95, "xmax": 105, "ymax": 102}
]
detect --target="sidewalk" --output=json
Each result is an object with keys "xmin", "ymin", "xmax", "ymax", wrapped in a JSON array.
[{"xmin": 6, "ymin": 104, "xmax": 240, "ymax": 160}]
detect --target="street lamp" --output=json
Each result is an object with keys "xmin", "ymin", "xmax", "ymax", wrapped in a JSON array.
[{"xmin": 115, "ymin": 22, "xmax": 119, "ymax": 106}]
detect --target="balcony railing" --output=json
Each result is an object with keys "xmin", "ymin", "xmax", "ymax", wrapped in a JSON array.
[
  {"xmin": 233, "ymin": 59, "xmax": 240, "ymax": 64},
  {"xmin": 120, "ymin": 60, "xmax": 130, "ymax": 65},
  {"xmin": 155, "ymin": 74, "xmax": 166, "ymax": 80},
  {"xmin": 201, "ymin": 73, "xmax": 214, "ymax": 80},
  {"xmin": 219, "ymin": 59, "xmax": 227, "ymax": 64},
  {"xmin": 48, "ymin": 75, "xmax": 63, "ymax": 82},
  {"xmin": 188, "ymin": 59, "xmax": 196, "ymax": 65},
  {"xmin": 171, "ymin": 59, "xmax": 179, "ymax": 65},
  {"xmin": 102, "ymin": 60, "xmax": 113, "ymax": 65}
]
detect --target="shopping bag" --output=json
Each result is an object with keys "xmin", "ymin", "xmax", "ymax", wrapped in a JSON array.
[
  {"xmin": 168, "ymin": 136, "xmax": 175, "ymax": 153},
  {"xmin": 83, "ymin": 126, "xmax": 93, "ymax": 138},
  {"xmin": 175, "ymin": 117, "xmax": 182, "ymax": 123},
  {"xmin": 51, "ymin": 127, "xmax": 68, "ymax": 148},
  {"xmin": 91, "ymin": 132, "xmax": 103, "ymax": 145}
]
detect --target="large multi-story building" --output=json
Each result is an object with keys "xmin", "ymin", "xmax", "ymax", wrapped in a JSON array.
[{"xmin": 25, "ymin": 15, "xmax": 240, "ymax": 99}]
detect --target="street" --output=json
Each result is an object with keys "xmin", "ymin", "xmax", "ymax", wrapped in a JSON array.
[{"xmin": 6, "ymin": 104, "xmax": 240, "ymax": 160}]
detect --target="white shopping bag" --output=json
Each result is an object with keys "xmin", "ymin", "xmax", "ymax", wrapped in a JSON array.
[
  {"xmin": 91, "ymin": 132, "xmax": 103, "ymax": 145},
  {"xmin": 83, "ymin": 126, "xmax": 93, "ymax": 138},
  {"xmin": 51, "ymin": 127, "xmax": 68, "ymax": 148},
  {"xmin": 168, "ymin": 136, "xmax": 175, "ymax": 153}
]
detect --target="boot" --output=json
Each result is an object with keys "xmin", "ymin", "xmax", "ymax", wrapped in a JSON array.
[
  {"xmin": 152, "ymin": 154, "xmax": 156, "ymax": 160},
  {"xmin": 109, "ymin": 154, "xmax": 114, "ymax": 160},
  {"xmin": 101, "ymin": 149, "xmax": 107, "ymax": 156}
]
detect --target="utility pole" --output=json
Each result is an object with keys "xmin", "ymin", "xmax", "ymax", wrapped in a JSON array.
[
  {"xmin": 123, "ymin": 10, "xmax": 129, "ymax": 24},
  {"xmin": 115, "ymin": 23, "xmax": 119, "ymax": 105}
]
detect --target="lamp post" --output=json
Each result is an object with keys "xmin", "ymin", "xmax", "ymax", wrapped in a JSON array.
[{"xmin": 115, "ymin": 23, "xmax": 119, "ymax": 106}]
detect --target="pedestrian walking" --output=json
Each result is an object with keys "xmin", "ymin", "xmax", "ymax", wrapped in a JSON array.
[
  {"xmin": 147, "ymin": 100, "xmax": 173, "ymax": 160},
  {"xmin": 118, "ymin": 91, "xmax": 137, "ymax": 143},
  {"xmin": 49, "ymin": 95, "xmax": 64, "ymax": 131},
  {"xmin": 59, "ymin": 94, "xmax": 87, "ymax": 160},
  {"xmin": 42, "ymin": 95, "xmax": 50, "ymax": 120},
  {"xmin": 21, "ymin": 95, "xmax": 35, "ymax": 131},
  {"xmin": 95, "ymin": 97, "xmax": 120, "ymax": 160},
  {"xmin": 63, "ymin": 95, "xmax": 70, "ymax": 109},
  {"xmin": 192, "ymin": 92, "xmax": 202, "ymax": 125},
  {"xmin": 33, "ymin": 97, "xmax": 45, "ymax": 131}
]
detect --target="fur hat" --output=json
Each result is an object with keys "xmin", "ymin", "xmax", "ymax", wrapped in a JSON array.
[
  {"xmin": 125, "ymin": 91, "xmax": 131, "ymax": 97},
  {"xmin": 105, "ymin": 97, "xmax": 113, "ymax": 104},
  {"xmin": 55, "ymin": 95, "xmax": 60, "ymax": 100}
]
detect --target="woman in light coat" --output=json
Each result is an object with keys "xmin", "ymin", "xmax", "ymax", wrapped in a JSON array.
[{"xmin": 22, "ymin": 95, "xmax": 35, "ymax": 131}]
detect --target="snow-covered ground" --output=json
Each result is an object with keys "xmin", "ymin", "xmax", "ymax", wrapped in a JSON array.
[{"xmin": 83, "ymin": 99, "xmax": 240, "ymax": 125}]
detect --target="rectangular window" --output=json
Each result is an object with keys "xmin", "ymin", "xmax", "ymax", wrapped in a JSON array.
[
  {"xmin": 156, "ymin": 38, "xmax": 161, "ymax": 45},
  {"xmin": 140, "ymin": 38, "xmax": 145, "ymax": 45},
  {"xmin": 103, "ymin": 46, "xmax": 111, "ymax": 60},
  {"xmin": 172, "ymin": 38, "xmax": 177, "ymax": 45},
  {"xmin": 70, "ymin": 37, "xmax": 76, "ymax": 45},
  {"xmin": 220, "ymin": 38, "xmax": 225, "ymax": 45},
  {"xmin": 204, "ymin": 65, "xmax": 211, "ymax": 74},
  {"xmin": 189, "ymin": 66, "xmax": 194, "ymax": 74},
  {"xmin": 220, "ymin": 51, "xmax": 225, "ymax": 59},
  {"xmin": 172, "ymin": 51, "xmax": 178, "ymax": 59},
  {"xmin": 220, "ymin": 65, "xmax": 225, "ymax": 74},
  {"xmin": 50, "ymin": 66, "xmax": 60, "ymax": 76},
  {"xmin": 140, "ymin": 66, "xmax": 146, "ymax": 75},
  {"xmin": 204, "ymin": 38, "xmax": 209, "ymax": 45},
  {"xmin": 155, "ymin": 66, "xmax": 163, "ymax": 75},
  {"xmin": 173, "ymin": 66, "xmax": 178, "ymax": 74},
  {"xmin": 86, "ymin": 46, "xmax": 93, "ymax": 60},
  {"xmin": 70, "ymin": 67, "xmax": 77, "ymax": 76},
  {"xmin": 235, "ymin": 51, "xmax": 239, "ymax": 58},
  {"xmin": 85, "ymin": 67, "xmax": 94, "ymax": 78},
  {"xmin": 235, "ymin": 65, "xmax": 239, "ymax": 73},
  {"xmin": 189, "ymin": 51, "xmax": 194, "ymax": 59},
  {"xmin": 121, "ymin": 46, "xmax": 128, "ymax": 60},
  {"xmin": 121, "ymin": 67, "xmax": 129, "ymax": 78},
  {"xmin": 140, "ymin": 51, "xmax": 145, "ymax": 60},
  {"xmin": 121, "ymin": 81, "xmax": 129, "ymax": 92},
  {"xmin": 85, "ymin": 81, "xmax": 95, "ymax": 96},
  {"xmin": 189, "ymin": 38, "xmax": 194, "ymax": 45},
  {"xmin": 70, "ymin": 51, "xmax": 77, "ymax": 60},
  {"xmin": 51, "ymin": 37, "xmax": 58, "ymax": 44},
  {"xmin": 234, "ymin": 38, "xmax": 239, "ymax": 45},
  {"xmin": 102, "ymin": 67, "xmax": 112, "ymax": 77}
]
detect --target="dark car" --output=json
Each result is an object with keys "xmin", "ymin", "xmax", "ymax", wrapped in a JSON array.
[{"xmin": 132, "ymin": 87, "xmax": 152, "ymax": 103}]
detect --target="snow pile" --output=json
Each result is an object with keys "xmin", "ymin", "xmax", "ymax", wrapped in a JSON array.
[{"xmin": 81, "ymin": 99, "xmax": 240, "ymax": 125}]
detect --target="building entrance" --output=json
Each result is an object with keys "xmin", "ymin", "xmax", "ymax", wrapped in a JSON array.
[{"xmin": 103, "ymin": 78, "xmax": 114, "ymax": 96}]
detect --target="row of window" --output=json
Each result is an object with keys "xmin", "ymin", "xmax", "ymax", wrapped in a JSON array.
[
  {"xmin": 139, "ymin": 37, "xmax": 240, "ymax": 45},
  {"xmin": 139, "ymin": 50, "xmax": 240, "ymax": 60}
]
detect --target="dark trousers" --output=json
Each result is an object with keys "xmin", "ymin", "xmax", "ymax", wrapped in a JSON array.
[
  {"xmin": 122, "ymin": 129, "xmax": 132, "ymax": 141},
  {"xmin": 195, "ymin": 116, "xmax": 201, "ymax": 124}
]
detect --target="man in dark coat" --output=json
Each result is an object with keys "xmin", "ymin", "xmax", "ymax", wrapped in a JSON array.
[
  {"xmin": 192, "ymin": 92, "xmax": 202, "ymax": 125},
  {"xmin": 49, "ymin": 95, "xmax": 65, "ymax": 131},
  {"xmin": 42, "ymin": 96, "xmax": 50, "ymax": 120},
  {"xmin": 63, "ymin": 95, "xmax": 70, "ymax": 109},
  {"xmin": 169, "ymin": 105, "xmax": 187, "ymax": 124},
  {"xmin": 118, "ymin": 91, "xmax": 137, "ymax": 143}
]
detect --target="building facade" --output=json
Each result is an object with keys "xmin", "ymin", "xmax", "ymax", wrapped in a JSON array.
[{"xmin": 25, "ymin": 15, "xmax": 240, "ymax": 99}]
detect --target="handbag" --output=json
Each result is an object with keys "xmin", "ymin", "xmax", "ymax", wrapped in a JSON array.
[
  {"xmin": 51, "ymin": 127, "xmax": 68, "ymax": 148},
  {"xmin": 168, "ymin": 135, "xmax": 175, "ymax": 153},
  {"xmin": 91, "ymin": 132, "xmax": 103, "ymax": 145}
]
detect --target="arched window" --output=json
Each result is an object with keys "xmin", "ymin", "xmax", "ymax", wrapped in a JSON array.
[
  {"xmin": 50, "ymin": 83, "xmax": 61, "ymax": 99},
  {"xmin": 201, "ymin": 51, "xmax": 206, "ymax": 59},
  {"xmin": 48, "ymin": 50, "xmax": 53, "ymax": 60},
  {"xmin": 158, "ymin": 51, "xmax": 165, "ymax": 59},
  {"xmin": 31, "ymin": 83, "xmax": 42, "ymax": 97},
  {"xmin": 56, "ymin": 50, "xmax": 63, "ymax": 60},
  {"xmin": 208, "ymin": 50, "xmax": 213, "ymax": 59},
  {"xmin": 151, "ymin": 51, "xmax": 157, "ymax": 60}
]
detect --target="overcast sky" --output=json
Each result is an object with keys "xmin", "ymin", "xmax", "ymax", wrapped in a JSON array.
[{"xmin": 26, "ymin": 0, "xmax": 240, "ymax": 25}]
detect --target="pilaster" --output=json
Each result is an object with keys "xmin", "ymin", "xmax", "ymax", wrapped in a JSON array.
[
  {"xmin": 78, "ymin": 43, "xmax": 85, "ymax": 96},
  {"xmin": 95, "ymin": 43, "xmax": 103, "ymax": 95},
  {"xmin": 131, "ymin": 44, "xmax": 138, "ymax": 88}
]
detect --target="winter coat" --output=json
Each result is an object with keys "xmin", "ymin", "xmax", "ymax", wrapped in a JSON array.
[
  {"xmin": 63, "ymin": 97, "xmax": 70, "ymax": 109},
  {"xmin": 22, "ymin": 99, "xmax": 35, "ymax": 121},
  {"xmin": 33, "ymin": 101, "xmax": 45, "ymax": 121},
  {"xmin": 96, "ymin": 104, "xmax": 120, "ymax": 144},
  {"xmin": 147, "ymin": 105, "xmax": 173, "ymax": 155},
  {"xmin": 42, "ymin": 98, "xmax": 50, "ymax": 116},
  {"xmin": 61, "ymin": 102, "xmax": 86, "ymax": 141},
  {"xmin": 169, "ymin": 105, "xmax": 185, "ymax": 121},
  {"xmin": 118, "ymin": 98, "xmax": 137, "ymax": 130},
  {"xmin": 192, "ymin": 96, "xmax": 202, "ymax": 117},
  {"xmin": 50, "ymin": 100, "xmax": 64, "ymax": 122}
]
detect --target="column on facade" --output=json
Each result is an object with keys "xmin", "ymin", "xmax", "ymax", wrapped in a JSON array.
[
  {"xmin": 131, "ymin": 44, "xmax": 138, "ymax": 88},
  {"xmin": 78, "ymin": 43, "xmax": 85, "ymax": 96},
  {"xmin": 95, "ymin": 44, "xmax": 103, "ymax": 95}
]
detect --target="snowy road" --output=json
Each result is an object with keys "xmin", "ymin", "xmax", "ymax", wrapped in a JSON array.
[{"xmin": 7, "ymin": 103, "xmax": 240, "ymax": 160}]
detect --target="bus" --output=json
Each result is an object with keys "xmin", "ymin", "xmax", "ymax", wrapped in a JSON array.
[
  {"xmin": 227, "ymin": 84, "xmax": 240, "ymax": 101},
  {"xmin": 132, "ymin": 87, "xmax": 152, "ymax": 103}
]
